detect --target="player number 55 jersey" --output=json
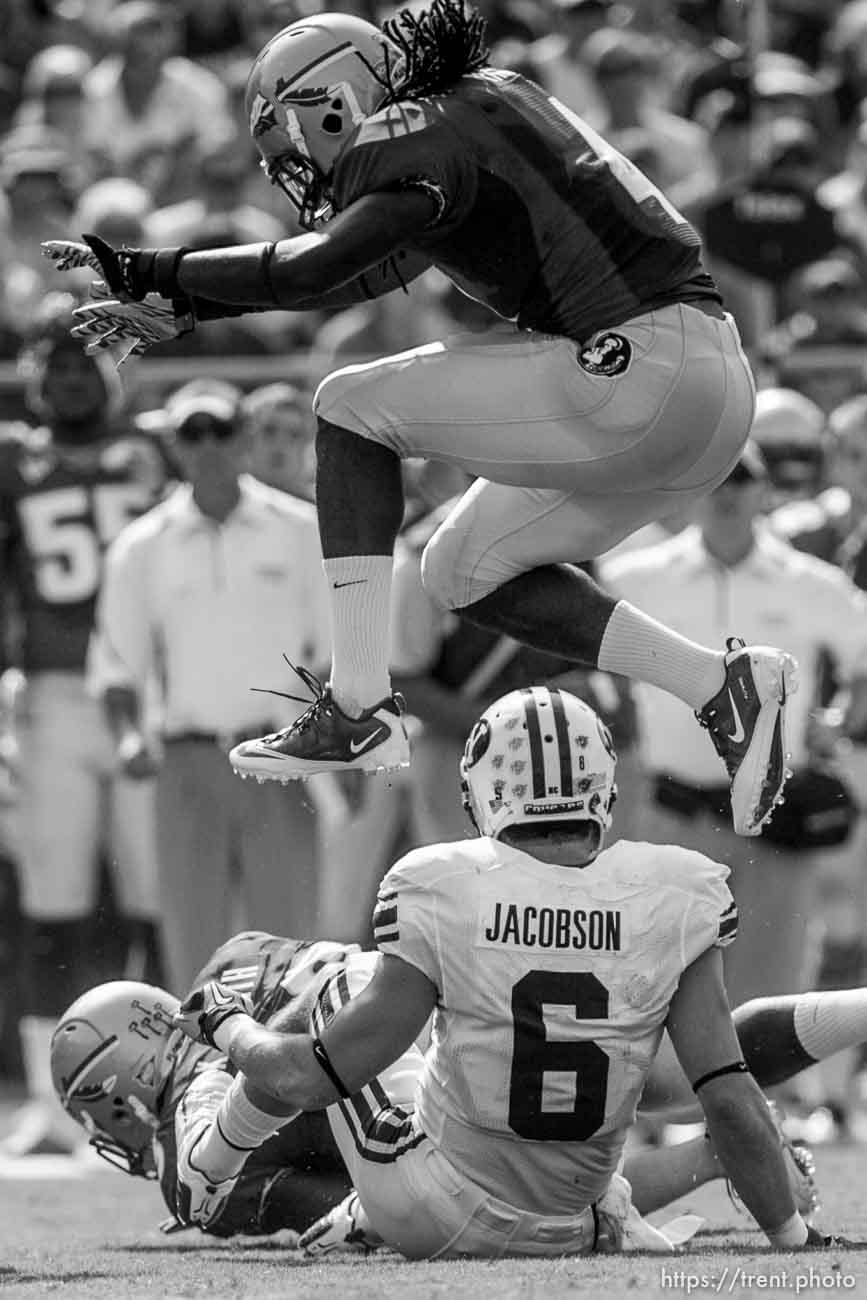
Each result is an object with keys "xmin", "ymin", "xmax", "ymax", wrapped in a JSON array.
[{"xmin": 374, "ymin": 835, "xmax": 737, "ymax": 1212}]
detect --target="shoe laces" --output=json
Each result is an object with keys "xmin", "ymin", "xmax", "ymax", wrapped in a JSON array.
[{"xmin": 251, "ymin": 656, "xmax": 330, "ymax": 738}]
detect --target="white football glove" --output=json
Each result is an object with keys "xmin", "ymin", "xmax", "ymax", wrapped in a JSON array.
[
  {"xmin": 70, "ymin": 296, "xmax": 195, "ymax": 364},
  {"xmin": 42, "ymin": 238, "xmax": 195, "ymax": 364},
  {"xmin": 41, "ymin": 238, "xmax": 106, "ymax": 277},
  {"xmin": 173, "ymin": 980, "xmax": 254, "ymax": 1050}
]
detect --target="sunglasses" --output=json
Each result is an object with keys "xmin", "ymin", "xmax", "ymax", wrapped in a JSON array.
[
  {"xmin": 725, "ymin": 463, "xmax": 763, "ymax": 486},
  {"xmin": 176, "ymin": 414, "xmax": 237, "ymax": 444}
]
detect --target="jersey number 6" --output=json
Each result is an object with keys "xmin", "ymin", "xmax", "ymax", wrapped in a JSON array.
[{"xmin": 508, "ymin": 970, "xmax": 609, "ymax": 1141}]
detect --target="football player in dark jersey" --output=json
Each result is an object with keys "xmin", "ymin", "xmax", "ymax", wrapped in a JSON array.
[
  {"xmin": 43, "ymin": 1, "xmax": 797, "ymax": 839},
  {"xmin": 0, "ymin": 295, "xmax": 168, "ymax": 1157},
  {"xmin": 50, "ymin": 931, "xmax": 355, "ymax": 1236}
]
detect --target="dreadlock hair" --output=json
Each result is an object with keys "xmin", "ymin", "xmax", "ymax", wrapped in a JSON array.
[{"xmin": 373, "ymin": 0, "xmax": 490, "ymax": 104}]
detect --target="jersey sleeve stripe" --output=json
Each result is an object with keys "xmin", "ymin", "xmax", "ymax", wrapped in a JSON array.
[
  {"xmin": 372, "ymin": 903, "xmax": 398, "ymax": 929},
  {"xmin": 311, "ymin": 967, "xmax": 351, "ymax": 1035},
  {"xmin": 334, "ymin": 1078, "xmax": 426, "ymax": 1164},
  {"xmin": 219, "ymin": 966, "xmax": 259, "ymax": 992},
  {"xmin": 718, "ymin": 914, "xmax": 739, "ymax": 941}
]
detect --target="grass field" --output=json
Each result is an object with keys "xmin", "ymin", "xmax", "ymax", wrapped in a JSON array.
[{"xmin": 1, "ymin": 1125, "xmax": 866, "ymax": 1300}]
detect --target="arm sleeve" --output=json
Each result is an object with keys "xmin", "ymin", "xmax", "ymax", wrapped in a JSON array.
[{"xmin": 189, "ymin": 246, "xmax": 432, "ymax": 318}]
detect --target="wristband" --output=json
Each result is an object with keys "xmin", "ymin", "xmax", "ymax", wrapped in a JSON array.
[
  {"xmin": 211, "ymin": 1014, "xmax": 245, "ymax": 1054},
  {"xmin": 768, "ymin": 1211, "xmax": 809, "ymax": 1249},
  {"xmin": 311, "ymin": 1036, "xmax": 350, "ymax": 1098},
  {"xmin": 150, "ymin": 247, "xmax": 191, "ymax": 300},
  {"xmin": 692, "ymin": 1060, "xmax": 749, "ymax": 1093}
]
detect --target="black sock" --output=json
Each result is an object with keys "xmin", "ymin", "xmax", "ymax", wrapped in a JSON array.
[{"xmin": 734, "ymin": 995, "xmax": 820, "ymax": 1088}]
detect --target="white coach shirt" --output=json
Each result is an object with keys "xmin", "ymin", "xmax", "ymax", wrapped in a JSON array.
[
  {"xmin": 89, "ymin": 476, "xmax": 331, "ymax": 736},
  {"xmin": 600, "ymin": 524, "xmax": 867, "ymax": 784}
]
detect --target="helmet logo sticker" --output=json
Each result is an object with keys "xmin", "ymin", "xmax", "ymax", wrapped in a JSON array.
[
  {"xmin": 62, "ymin": 1071, "xmax": 117, "ymax": 1103},
  {"xmin": 463, "ymin": 717, "xmax": 491, "ymax": 769},
  {"xmin": 128, "ymin": 999, "xmax": 174, "ymax": 1042},
  {"xmin": 56, "ymin": 1030, "xmax": 119, "ymax": 1105},
  {"xmin": 249, "ymin": 92, "xmax": 278, "ymax": 138},
  {"xmin": 272, "ymin": 78, "xmax": 333, "ymax": 107}
]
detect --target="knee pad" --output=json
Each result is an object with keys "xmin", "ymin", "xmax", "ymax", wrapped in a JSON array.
[{"xmin": 420, "ymin": 528, "xmax": 471, "ymax": 611}]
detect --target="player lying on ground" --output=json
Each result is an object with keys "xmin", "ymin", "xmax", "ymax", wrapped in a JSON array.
[
  {"xmin": 42, "ymin": 1, "xmax": 797, "ymax": 837},
  {"xmin": 167, "ymin": 688, "xmax": 857, "ymax": 1257}
]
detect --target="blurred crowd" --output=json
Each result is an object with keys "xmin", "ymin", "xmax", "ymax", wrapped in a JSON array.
[{"xmin": 2, "ymin": 0, "xmax": 867, "ymax": 1156}]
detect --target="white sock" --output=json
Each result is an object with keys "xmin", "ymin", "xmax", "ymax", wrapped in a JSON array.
[
  {"xmin": 793, "ymin": 990, "xmax": 867, "ymax": 1062},
  {"xmin": 324, "ymin": 555, "xmax": 393, "ymax": 716},
  {"xmin": 19, "ymin": 1014, "xmax": 83, "ymax": 1143},
  {"xmin": 598, "ymin": 601, "xmax": 726, "ymax": 710},
  {"xmin": 194, "ymin": 1077, "xmax": 293, "ymax": 1183},
  {"xmin": 20, "ymin": 1015, "xmax": 57, "ymax": 1100}
]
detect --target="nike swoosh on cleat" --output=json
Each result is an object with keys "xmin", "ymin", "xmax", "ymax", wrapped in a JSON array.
[
  {"xmin": 349, "ymin": 729, "xmax": 388, "ymax": 755},
  {"xmin": 727, "ymin": 689, "xmax": 746, "ymax": 744},
  {"xmin": 333, "ymin": 579, "xmax": 368, "ymax": 589}
]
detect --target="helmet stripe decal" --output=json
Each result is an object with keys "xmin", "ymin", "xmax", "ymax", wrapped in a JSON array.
[
  {"xmin": 549, "ymin": 688, "xmax": 573, "ymax": 795},
  {"xmin": 521, "ymin": 688, "xmax": 546, "ymax": 798},
  {"xmin": 59, "ymin": 1034, "xmax": 118, "ymax": 1104},
  {"xmin": 277, "ymin": 41, "xmax": 355, "ymax": 93}
]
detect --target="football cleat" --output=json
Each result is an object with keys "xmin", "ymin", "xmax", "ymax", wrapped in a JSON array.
[
  {"xmin": 229, "ymin": 662, "xmax": 410, "ymax": 782},
  {"xmin": 297, "ymin": 1191, "xmax": 383, "ymax": 1257},
  {"xmin": 804, "ymin": 1226, "xmax": 859, "ymax": 1249},
  {"xmin": 696, "ymin": 637, "xmax": 799, "ymax": 836},
  {"xmin": 175, "ymin": 1120, "xmax": 237, "ymax": 1230}
]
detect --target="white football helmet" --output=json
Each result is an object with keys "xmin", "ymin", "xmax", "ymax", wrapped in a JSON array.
[
  {"xmin": 460, "ymin": 687, "xmax": 617, "ymax": 852},
  {"xmin": 244, "ymin": 13, "xmax": 405, "ymax": 228},
  {"xmin": 51, "ymin": 980, "xmax": 180, "ymax": 1177}
]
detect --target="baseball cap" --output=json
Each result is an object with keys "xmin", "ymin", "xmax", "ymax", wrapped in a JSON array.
[
  {"xmin": 749, "ymin": 388, "xmax": 825, "ymax": 491},
  {"xmin": 23, "ymin": 45, "xmax": 92, "ymax": 98},
  {"xmin": 166, "ymin": 390, "xmax": 240, "ymax": 435}
]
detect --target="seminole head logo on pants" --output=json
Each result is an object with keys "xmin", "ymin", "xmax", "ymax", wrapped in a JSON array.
[{"xmin": 578, "ymin": 332, "xmax": 633, "ymax": 377}]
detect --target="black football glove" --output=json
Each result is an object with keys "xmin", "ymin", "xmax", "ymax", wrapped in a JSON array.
[{"xmin": 42, "ymin": 233, "xmax": 191, "ymax": 302}]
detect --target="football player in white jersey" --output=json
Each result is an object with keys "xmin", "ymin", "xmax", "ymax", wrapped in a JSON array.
[{"xmin": 174, "ymin": 687, "xmax": 848, "ymax": 1257}]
